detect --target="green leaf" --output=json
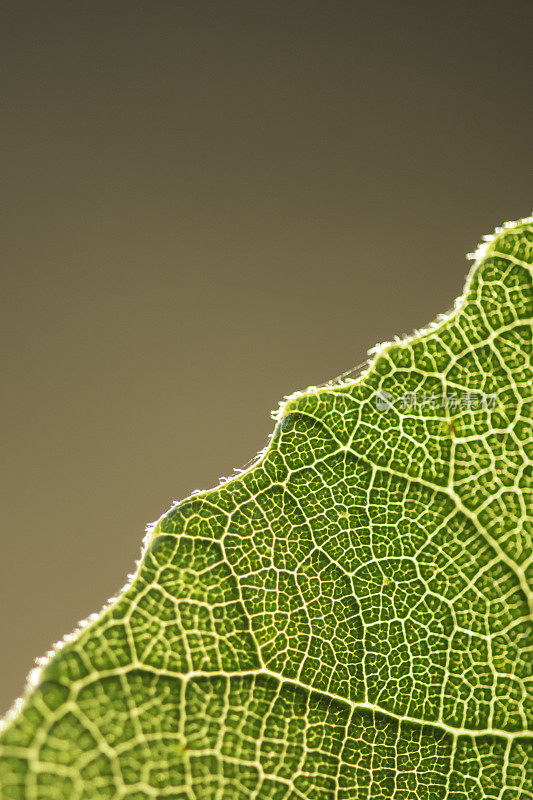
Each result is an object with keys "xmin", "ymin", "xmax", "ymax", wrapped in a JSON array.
[{"xmin": 1, "ymin": 218, "xmax": 532, "ymax": 799}]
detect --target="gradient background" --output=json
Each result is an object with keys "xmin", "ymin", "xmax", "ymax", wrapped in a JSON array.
[{"xmin": 1, "ymin": 1, "xmax": 532, "ymax": 716}]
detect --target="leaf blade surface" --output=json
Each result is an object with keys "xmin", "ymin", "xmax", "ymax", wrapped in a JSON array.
[{"xmin": 1, "ymin": 219, "xmax": 532, "ymax": 799}]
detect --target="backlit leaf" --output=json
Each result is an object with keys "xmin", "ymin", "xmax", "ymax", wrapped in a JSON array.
[{"xmin": 1, "ymin": 218, "xmax": 532, "ymax": 799}]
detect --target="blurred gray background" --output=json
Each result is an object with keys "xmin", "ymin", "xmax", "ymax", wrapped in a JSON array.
[{"xmin": 1, "ymin": 1, "xmax": 532, "ymax": 715}]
